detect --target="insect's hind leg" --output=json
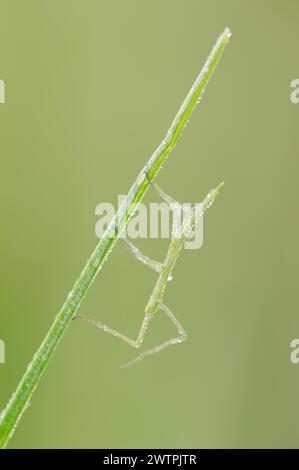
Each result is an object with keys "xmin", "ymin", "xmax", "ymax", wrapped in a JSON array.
[
  {"xmin": 121, "ymin": 303, "xmax": 187, "ymax": 368},
  {"xmin": 74, "ymin": 309, "xmax": 154, "ymax": 350}
]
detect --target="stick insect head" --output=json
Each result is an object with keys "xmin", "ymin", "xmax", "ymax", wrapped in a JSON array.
[
  {"xmin": 202, "ymin": 182, "xmax": 225, "ymax": 212},
  {"xmin": 180, "ymin": 182, "xmax": 224, "ymax": 244}
]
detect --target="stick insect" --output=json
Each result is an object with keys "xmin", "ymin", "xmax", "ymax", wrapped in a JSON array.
[{"xmin": 76, "ymin": 177, "xmax": 223, "ymax": 368}]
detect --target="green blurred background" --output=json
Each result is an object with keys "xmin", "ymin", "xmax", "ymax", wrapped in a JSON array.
[{"xmin": 0, "ymin": 0, "xmax": 298, "ymax": 449}]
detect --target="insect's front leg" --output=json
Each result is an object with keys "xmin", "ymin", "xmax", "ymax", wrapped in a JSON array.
[
  {"xmin": 143, "ymin": 166, "xmax": 180, "ymax": 207},
  {"xmin": 123, "ymin": 238, "xmax": 162, "ymax": 273}
]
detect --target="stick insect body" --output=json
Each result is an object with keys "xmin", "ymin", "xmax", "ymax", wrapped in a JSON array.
[{"xmin": 78, "ymin": 180, "xmax": 223, "ymax": 367}]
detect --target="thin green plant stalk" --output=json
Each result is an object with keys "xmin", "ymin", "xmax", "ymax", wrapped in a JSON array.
[{"xmin": 0, "ymin": 28, "xmax": 231, "ymax": 448}]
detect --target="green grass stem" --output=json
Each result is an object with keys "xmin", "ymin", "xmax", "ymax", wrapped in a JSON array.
[{"xmin": 0, "ymin": 28, "xmax": 231, "ymax": 448}]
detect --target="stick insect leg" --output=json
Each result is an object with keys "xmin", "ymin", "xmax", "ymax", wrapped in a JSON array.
[
  {"xmin": 121, "ymin": 303, "xmax": 187, "ymax": 368},
  {"xmin": 123, "ymin": 238, "xmax": 162, "ymax": 273},
  {"xmin": 144, "ymin": 169, "xmax": 179, "ymax": 207},
  {"xmin": 75, "ymin": 309, "xmax": 154, "ymax": 349},
  {"xmin": 74, "ymin": 239, "xmax": 160, "ymax": 354}
]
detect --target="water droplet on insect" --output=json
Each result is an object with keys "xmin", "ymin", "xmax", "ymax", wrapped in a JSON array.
[{"xmin": 167, "ymin": 274, "xmax": 173, "ymax": 282}]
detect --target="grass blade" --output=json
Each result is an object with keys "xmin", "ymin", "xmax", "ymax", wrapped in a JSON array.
[{"xmin": 0, "ymin": 27, "xmax": 231, "ymax": 448}]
